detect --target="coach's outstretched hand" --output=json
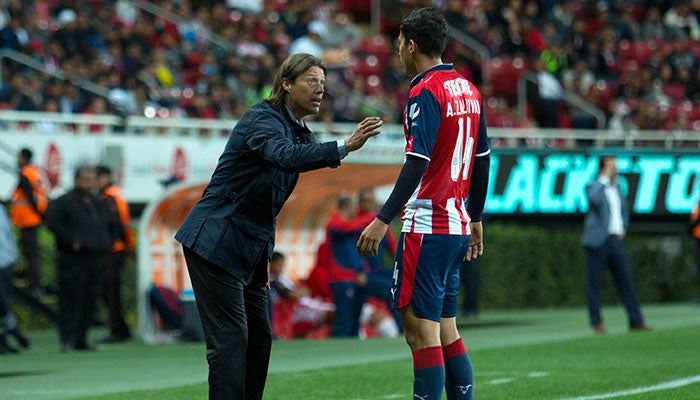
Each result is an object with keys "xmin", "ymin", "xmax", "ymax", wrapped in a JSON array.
[{"xmin": 344, "ymin": 117, "xmax": 383, "ymax": 152}]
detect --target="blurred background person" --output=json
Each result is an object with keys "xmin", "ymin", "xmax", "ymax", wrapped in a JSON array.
[
  {"xmin": 582, "ymin": 156, "xmax": 652, "ymax": 334},
  {"xmin": 460, "ymin": 258, "xmax": 481, "ymax": 318},
  {"xmin": 45, "ymin": 165, "xmax": 114, "ymax": 352},
  {"xmin": 9, "ymin": 148, "xmax": 48, "ymax": 297},
  {"xmin": 0, "ymin": 202, "xmax": 31, "ymax": 354},
  {"xmin": 356, "ymin": 187, "xmax": 402, "ymax": 332},
  {"xmin": 326, "ymin": 192, "xmax": 374, "ymax": 337},
  {"xmin": 689, "ymin": 195, "xmax": 700, "ymax": 301},
  {"xmin": 268, "ymin": 251, "xmax": 334, "ymax": 340},
  {"xmin": 96, "ymin": 165, "xmax": 134, "ymax": 343}
]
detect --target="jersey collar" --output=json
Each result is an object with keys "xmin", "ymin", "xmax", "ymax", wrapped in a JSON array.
[{"xmin": 410, "ymin": 63, "xmax": 453, "ymax": 88}]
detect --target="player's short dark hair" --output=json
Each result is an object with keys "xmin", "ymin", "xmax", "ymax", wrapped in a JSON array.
[
  {"xmin": 266, "ymin": 53, "xmax": 327, "ymax": 109},
  {"xmin": 19, "ymin": 148, "xmax": 32, "ymax": 162},
  {"xmin": 96, "ymin": 165, "xmax": 112, "ymax": 177},
  {"xmin": 400, "ymin": 7, "xmax": 448, "ymax": 59}
]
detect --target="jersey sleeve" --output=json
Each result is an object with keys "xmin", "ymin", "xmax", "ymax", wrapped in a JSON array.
[
  {"xmin": 475, "ymin": 108, "xmax": 491, "ymax": 157},
  {"xmin": 405, "ymin": 88, "xmax": 442, "ymax": 161}
]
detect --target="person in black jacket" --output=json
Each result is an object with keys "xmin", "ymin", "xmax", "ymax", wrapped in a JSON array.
[
  {"xmin": 175, "ymin": 53, "xmax": 383, "ymax": 400},
  {"xmin": 45, "ymin": 165, "xmax": 114, "ymax": 352}
]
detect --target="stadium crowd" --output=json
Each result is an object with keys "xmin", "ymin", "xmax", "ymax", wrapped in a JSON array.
[{"xmin": 0, "ymin": 0, "xmax": 698, "ymax": 132}]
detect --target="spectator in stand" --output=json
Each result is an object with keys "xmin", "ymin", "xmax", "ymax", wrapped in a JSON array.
[
  {"xmin": 45, "ymin": 164, "xmax": 115, "ymax": 352},
  {"xmin": 615, "ymin": 8, "xmax": 641, "ymax": 41},
  {"xmin": 96, "ymin": 166, "xmax": 134, "ymax": 344},
  {"xmin": 640, "ymin": 6, "xmax": 667, "ymax": 41},
  {"xmin": 664, "ymin": 34, "xmax": 699, "ymax": 82},
  {"xmin": 83, "ymin": 97, "xmax": 110, "ymax": 134},
  {"xmin": 530, "ymin": 56, "xmax": 563, "ymax": 128},
  {"xmin": 663, "ymin": 0, "xmax": 700, "ymax": 41},
  {"xmin": 562, "ymin": 59, "xmax": 595, "ymax": 96},
  {"xmin": 3, "ymin": 0, "xmax": 700, "ymax": 132},
  {"xmin": 288, "ymin": 20, "xmax": 325, "ymax": 59},
  {"xmin": 9, "ymin": 148, "xmax": 48, "ymax": 297}
]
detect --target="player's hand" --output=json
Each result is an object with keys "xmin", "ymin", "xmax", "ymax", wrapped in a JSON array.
[
  {"xmin": 357, "ymin": 218, "xmax": 389, "ymax": 257},
  {"xmin": 465, "ymin": 221, "xmax": 483, "ymax": 261},
  {"xmin": 344, "ymin": 117, "xmax": 383, "ymax": 152}
]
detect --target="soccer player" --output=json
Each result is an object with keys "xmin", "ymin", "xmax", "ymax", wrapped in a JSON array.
[{"xmin": 357, "ymin": 8, "xmax": 490, "ymax": 400}]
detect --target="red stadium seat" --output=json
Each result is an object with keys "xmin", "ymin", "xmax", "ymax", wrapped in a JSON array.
[
  {"xmin": 619, "ymin": 40, "xmax": 656, "ymax": 65},
  {"xmin": 662, "ymin": 82, "xmax": 687, "ymax": 102},
  {"xmin": 489, "ymin": 57, "xmax": 527, "ymax": 99}
]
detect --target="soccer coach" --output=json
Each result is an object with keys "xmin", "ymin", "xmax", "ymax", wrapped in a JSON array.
[{"xmin": 175, "ymin": 53, "xmax": 383, "ymax": 400}]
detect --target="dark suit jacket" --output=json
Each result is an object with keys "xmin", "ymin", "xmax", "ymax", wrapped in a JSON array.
[
  {"xmin": 45, "ymin": 189, "xmax": 114, "ymax": 256},
  {"xmin": 175, "ymin": 101, "xmax": 341, "ymax": 284},
  {"xmin": 581, "ymin": 178, "xmax": 630, "ymax": 249}
]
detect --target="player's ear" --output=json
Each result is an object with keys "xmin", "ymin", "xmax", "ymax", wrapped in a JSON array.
[{"xmin": 408, "ymin": 39, "xmax": 419, "ymax": 55}]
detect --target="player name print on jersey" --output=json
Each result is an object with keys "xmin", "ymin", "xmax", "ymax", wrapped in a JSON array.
[{"xmin": 444, "ymin": 78, "xmax": 481, "ymax": 117}]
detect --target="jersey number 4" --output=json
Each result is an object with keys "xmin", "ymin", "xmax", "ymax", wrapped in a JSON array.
[{"xmin": 451, "ymin": 116, "xmax": 474, "ymax": 182}]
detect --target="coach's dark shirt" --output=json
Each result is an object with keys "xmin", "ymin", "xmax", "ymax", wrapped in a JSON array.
[{"xmin": 175, "ymin": 101, "xmax": 341, "ymax": 284}]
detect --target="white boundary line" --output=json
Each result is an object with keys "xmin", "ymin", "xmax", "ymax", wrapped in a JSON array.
[{"xmin": 560, "ymin": 375, "xmax": 700, "ymax": 400}]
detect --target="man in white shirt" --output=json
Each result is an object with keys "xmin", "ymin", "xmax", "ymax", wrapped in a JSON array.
[{"xmin": 581, "ymin": 156, "xmax": 652, "ymax": 334}]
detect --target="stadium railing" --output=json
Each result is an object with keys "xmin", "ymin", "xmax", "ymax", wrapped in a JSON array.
[{"xmin": 0, "ymin": 110, "xmax": 698, "ymax": 158}]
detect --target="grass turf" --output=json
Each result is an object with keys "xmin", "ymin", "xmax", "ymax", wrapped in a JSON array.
[{"xmin": 2, "ymin": 303, "xmax": 699, "ymax": 400}]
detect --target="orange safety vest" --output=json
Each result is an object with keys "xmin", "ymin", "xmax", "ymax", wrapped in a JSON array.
[
  {"xmin": 101, "ymin": 184, "xmax": 135, "ymax": 252},
  {"xmin": 10, "ymin": 164, "xmax": 48, "ymax": 228},
  {"xmin": 691, "ymin": 200, "xmax": 700, "ymax": 239}
]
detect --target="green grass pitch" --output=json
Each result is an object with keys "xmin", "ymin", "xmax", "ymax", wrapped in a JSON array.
[{"xmin": 2, "ymin": 303, "xmax": 699, "ymax": 399}]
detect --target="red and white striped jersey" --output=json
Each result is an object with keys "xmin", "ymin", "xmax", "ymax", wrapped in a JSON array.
[{"xmin": 401, "ymin": 64, "xmax": 491, "ymax": 235}]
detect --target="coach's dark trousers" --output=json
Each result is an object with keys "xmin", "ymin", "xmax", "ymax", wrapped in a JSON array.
[
  {"xmin": 584, "ymin": 236, "xmax": 644, "ymax": 327},
  {"xmin": 184, "ymin": 247, "xmax": 272, "ymax": 400}
]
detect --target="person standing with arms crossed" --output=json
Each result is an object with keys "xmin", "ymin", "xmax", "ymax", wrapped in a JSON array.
[
  {"xmin": 358, "ymin": 8, "xmax": 491, "ymax": 400},
  {"xmin": 45, "ymin": 165, "xmax": 115, "ymax": 352},
  {"xmin": 9, "ymin": 148, "xmax": 48, "ymax": 297},
  {"xmin": 582, "ymin": 156, "xmax": 652, "ymax": 333},
  {"xmin": 175, "ymin": 53, "xmax": 382, "ymax": 400}
]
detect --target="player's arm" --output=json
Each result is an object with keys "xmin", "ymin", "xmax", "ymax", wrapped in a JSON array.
[
  {"xmin": 466, "ymin": 111, "xmax": 491, "ymax": 261},
  {"xmin": 376, "ymin": 155, "xmax": 429, "ymax": 224},
  {"xmin": 357, "ymin": 88, "xmax": 438, "ymax": 257},
  {"xmin": 356, "ymin": 156, "xmax": 429, "ymax": 257},
  {"xmin": 467, "ymin": 112, "xmax": 491, "ymax": 223}
]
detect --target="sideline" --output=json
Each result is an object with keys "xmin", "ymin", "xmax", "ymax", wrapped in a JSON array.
[{"xmin": 559, "ymin": 375, "xmax": 700, "ymax": 400}]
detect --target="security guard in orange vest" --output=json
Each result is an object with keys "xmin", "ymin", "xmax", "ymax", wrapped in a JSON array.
[
  {"xmin": 9, "ymin": 148, "xmax": 47, "ymax": 296},
  {"xmin": 95, "ymin": 165, "xmax": 134, "ymax": 343},
  {"xmin": 690, "ymin": 198, "xmax": 700, "ymax": 294}
]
